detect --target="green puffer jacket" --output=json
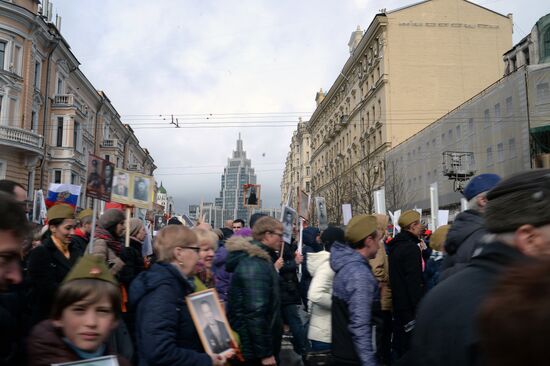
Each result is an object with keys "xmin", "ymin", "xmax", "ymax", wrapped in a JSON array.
[{"xmin": 225, "ymin": 236, "xmax": 282, "ymax": 361}]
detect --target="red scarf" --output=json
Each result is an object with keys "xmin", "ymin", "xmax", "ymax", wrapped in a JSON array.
[{"xmin": 94, "ymin": 226, "xmax": 123, "ymax": 256}]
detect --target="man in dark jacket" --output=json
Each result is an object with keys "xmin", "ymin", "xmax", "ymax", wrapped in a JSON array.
[
  {"xmin": 439, "ymin": 173, "xmax": 501, "ymax": 281},
  {"xmin": 226, "ymin": 216, "xmax": 283, "ymax": 366},
  {"xmin": 408, "ymin": 169, "xmax": 550, "ymax": 366},
  {"xmin": 388, "ymin": 210, "xmax": 425, "ymax": 359},
  {"xmin": 331, "ymin": 214, "xmax": 380, "ymax": 365}
]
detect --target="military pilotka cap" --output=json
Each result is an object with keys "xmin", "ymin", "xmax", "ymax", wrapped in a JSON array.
[
  {"xmin": 398, "ymin": 210, "xmax": 421, "ymax": 228},
  {"xmin": 63, "ymin": 254, "xmax": 118, "ymax": 286},
  {"xmin": 77, "ymin": 208, "xmax": 93, "ymax": 221},
  {"xmin": 47, "ymin": 204, "xmax": 75, "ymax": 221},
  {"xmin": 485, "ymin": 169, "xmax": 550, "ymax": 233},
  {"xmin": 430, "ymin": 225, "xmax": 450, "ymax": 251},
  {"xmin": 345, "ymin": 214, "xmax": 378, "ymax": 243}
]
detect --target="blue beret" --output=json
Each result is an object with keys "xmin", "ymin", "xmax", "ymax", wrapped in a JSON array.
[{"xmin": 463, "ymin": 173, "xmax": 501, "ymax": 200}]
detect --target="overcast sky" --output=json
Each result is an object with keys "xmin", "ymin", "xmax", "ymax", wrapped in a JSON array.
[{"xmin": 53, "ymin": 0, "xmax": 549, "ymax": 214}]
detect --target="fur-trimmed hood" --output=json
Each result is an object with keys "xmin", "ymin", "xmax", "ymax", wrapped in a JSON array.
[
  {"xmin": 225, "ymin": 236, "xmax": 272, "ymax": 261},
  {"xmin": 225, "ymin": 236, "xmax": 274, "ymax": 273}
]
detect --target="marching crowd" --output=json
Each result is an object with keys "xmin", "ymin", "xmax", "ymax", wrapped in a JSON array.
[{"xmin": 0, "ymin": 168, "xmax": 550, "ymax": 366}]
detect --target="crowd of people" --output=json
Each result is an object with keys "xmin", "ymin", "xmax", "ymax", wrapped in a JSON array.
[{"xmin": 0, "ymin": 168, "xmax": 550, "ymax": 366}]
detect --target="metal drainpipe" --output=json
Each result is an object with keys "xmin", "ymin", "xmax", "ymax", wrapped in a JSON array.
[
  {"xmin": 93, "ymin": 96, "xmax": 105, "ymax": 155},
  {"xmin": 38, "ymin": 37, "xmax": 60, "ymax": 189}
]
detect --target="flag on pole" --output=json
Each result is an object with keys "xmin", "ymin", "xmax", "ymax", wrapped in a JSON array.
[{"xmin": 45, "ymin": 183, "xmax": 81, "ymax": 208}]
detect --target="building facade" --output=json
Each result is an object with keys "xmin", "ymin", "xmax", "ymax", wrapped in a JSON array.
[
  {"xmin": 214, "ymin": 134, "xmax": 258, "ymax": 222},
  {"xmin": 0, "ymin": 0, "xmax": 155, "ymax": 207},
  {"xmin": 280, "ymin": 118, "xmax": 311, "ymax": 208},
  {"xmin": 384, "ymin": 13, "xmax": 550, "ymax": 215},
  {"xmin": 298, "ymin": 0, "xmax": 512, "ymax": 222},
  {"xmin": 502, "ymin": 13, "xmax": 550, "ymax": 168}
]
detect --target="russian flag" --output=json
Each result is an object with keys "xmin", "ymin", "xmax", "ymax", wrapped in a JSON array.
[{"xmin": 45, "ymin": 184, "xmax": 81, "ymax": 208}]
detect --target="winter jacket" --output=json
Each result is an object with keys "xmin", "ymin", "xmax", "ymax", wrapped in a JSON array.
[
  {"xmin": 226, "ymin": 236, "xmax": 282, "ymax": 361},
  {"xmin": 424, "ymin": 251, "xmax": 444, "ymax": 291},
  {"xmin": 306, "ymin": 250, "xmax": 333, "ymax": 344},
  {"xmin": 388, "ymin": 230, "xmax": 424, "ymax": 322},
  {"xmin": 27, "ymin": 236, "xmax": 81, "ymax": 325},
  {"xmin": 299, "ymin": 227, "xmax": 322, "ymax": 307},
  {"xmin": 279, "ymin": 241, "xmax": 301, "ymax": 306},
  {"xmin": 439, "ymin": 210, "xmax": 488, "ymax": 281},
  {"xmin": 369, "ymin": 243, "xmax": 392, "ymax": 311},
  {"xmin": 331, "ymin": 242, "xmax": 378, "ymax": 366},
  {"xmin": 90, "ymin": 237, "xmax": 125, "ymax": 276},
  {"xmin": 129, "ymin": 262, "xmax": 212, "ymax": 366},
  {"xmin": 408, "ymin": 242, "xmax": 528, "ymax": 366},
  {"xmin": 213, "ymin": 244, "xmax": 231, "ymax": 303},
  {"xmin": 118, "ymin": 238, "xmax": 145, "ymax": 288},
  {"xmin": 27, "ymin": 320, "xmax": 130, "ymax": 366}
]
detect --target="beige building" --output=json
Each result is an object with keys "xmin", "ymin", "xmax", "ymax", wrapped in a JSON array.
[
  {"xmin": 301, "ymin": 0, "xmax": 512, "ymax": 221},
  {"xmin": 280, "ymin": 118, "xmax": 311, "ymax": 208},
  {"xmin": 0, "ymin": 0, "xmax": 155, "ymax": 207}
]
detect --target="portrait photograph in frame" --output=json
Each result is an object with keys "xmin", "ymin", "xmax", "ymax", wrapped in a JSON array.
[
  {"xmin": 186, "ymin": 289, "xmax": 236, "ymax": 357},
  {"xmin": 243, "ymin": 184, "xmax": 261, "ymax": 208},
  {"xmin": 281, "ymin": 205, "xmax": 297, "ymax": 244}
]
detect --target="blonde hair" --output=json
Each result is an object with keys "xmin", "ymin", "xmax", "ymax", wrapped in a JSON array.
[
  {"xmin": 194, "ymin": 228, "xmax": 218, "ymax": 250},
  {"xmin": 252, "ymin": 216, "xmax": 283, "ymax": 241},
  {"xmin": 154, "ymin": 225, "xmax": 198, "ymax": 262}
]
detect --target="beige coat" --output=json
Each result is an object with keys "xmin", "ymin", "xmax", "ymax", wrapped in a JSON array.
[
  {"xmin": 369, "ymin": 244, "xmax": 392, "ymax": 311},
  {"xmin": 90, "ymin": 238, "xmax": 125, "ymax": 275}
]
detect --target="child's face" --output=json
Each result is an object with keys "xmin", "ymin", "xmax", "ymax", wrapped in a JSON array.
[{"xmin": 53, "ymin": 294, "xmax": 117, "ymax": 352}]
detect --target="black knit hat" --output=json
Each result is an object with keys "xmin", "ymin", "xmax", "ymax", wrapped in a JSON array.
[
  {"xmin": 320, "ymin": 226, "xmax": 345, "ymax": 250},
  {"xmin": 485, "ymin": 169, "xmax": 550, "ymax": 233}
]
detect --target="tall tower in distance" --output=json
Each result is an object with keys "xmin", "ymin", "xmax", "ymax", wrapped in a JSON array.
[{"xmin": 215, "ymin": 134, "xmax": 258, "ymax": 222}]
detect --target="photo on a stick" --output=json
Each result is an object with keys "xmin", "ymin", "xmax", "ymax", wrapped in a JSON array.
[{"xmin": 186, "ymin": 289, "xmax": 236, "ymax": 357}]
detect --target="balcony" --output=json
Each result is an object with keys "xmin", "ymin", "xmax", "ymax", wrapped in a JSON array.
[
  {"xmin": 127, "ymin": 163, "xmax": 142, "ymax": 171},
  {"xmin": 53, "ymin": 94, "xmax": 89, "ymax": 118},
  {"xmin": 101, "ymin": 139, "xmax": 124, "ymax": 151},
  {"xmin": 0, "ymin": 125, "xmax": 44, "ymax": 155}
]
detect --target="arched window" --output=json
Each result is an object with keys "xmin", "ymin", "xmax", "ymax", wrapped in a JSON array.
[{"xmin": 544, "ymin": 27, "xmax": 550, "ymax": 58}]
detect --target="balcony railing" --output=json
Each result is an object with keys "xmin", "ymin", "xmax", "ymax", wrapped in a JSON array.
[
  {"xmin": 53, "ymin": 94, "xmax": 88, "ymax": 116},
  {"xmin": 0, "ymin": 125, "xmax": 43, "ymax": 153},
  {"xmin": 127, "ymin": 163, "xmax": 142, "ymax": 171},
  {"xmin": 101, "ymin": 139, "xmax": 125, "ymax": 151}
]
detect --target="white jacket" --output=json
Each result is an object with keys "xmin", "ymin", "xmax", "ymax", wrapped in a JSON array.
[{"xmin": 307, "ymin": 250, "xmax": 334, "ymax": 343}]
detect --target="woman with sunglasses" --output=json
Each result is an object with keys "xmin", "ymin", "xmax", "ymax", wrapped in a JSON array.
[{"xmin": 129, "ymin": 225, "xmax": 232, "ymax": 366}]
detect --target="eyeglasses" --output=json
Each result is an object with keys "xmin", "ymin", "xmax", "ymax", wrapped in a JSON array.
[
  {"xmin": 182, "ymin": 246, "xmax": 201, "ymax": 253},
  {"xmin": 268, "ymin": 232, "xmax": 284, "ymax": 238}
]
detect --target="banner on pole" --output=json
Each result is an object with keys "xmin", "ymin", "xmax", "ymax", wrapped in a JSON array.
[
  {"xmin": 45, "ymin": 183, "xmax": 81, "ymax": 208},
  {"xmin": 32, "ymin": 190, "xmax": 47, "ymax": 224},
  {"xmin": 85, "ymin": 154, "xmax": 114, "ymax": 202},
  {"xmin": 281, "ymin": 205, "xmax": 296, "ymax": 244},
  {"xmin": 373, "ymin": 189, "xmax": 386, "ymax": 215},
  {"xmin": 111, "ymin": 168, "xmax": 154, "ymax": 209},
  {"xmin": 314, "ymin": 197, "xmax": 328, "ymax": 230},
  {"xmin": 297, "ymin": 189, "xmax": 310, "ymax": 220},
  {"xmin": 342, "ymin": 204, "xmax": 352, "ymax": 226},
  {"xmin": 243, "ymin": 184, "xmax": 261, "ymax": 208}
]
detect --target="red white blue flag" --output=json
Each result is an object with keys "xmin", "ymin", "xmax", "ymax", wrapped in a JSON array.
[{"xmin": 45, "ymin": 183, "xmax": 81, "ymax": 208}]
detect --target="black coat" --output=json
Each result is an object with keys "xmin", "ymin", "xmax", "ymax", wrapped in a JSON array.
[
  {"xmin": 27, "ymin": 236, "xmax": 81, "ymax": 325},
  {"xmin": 407, "ymin": 242, "xmax": 527, "ymax": 366},
  {"xmin": 388, "ymin": 230, "xmax": 424, "ymax": 321},
  {"xmin": 439, "ymin": 210, "xmax": 488, "ymax": 281},
  {"xmin": 279, "ymin": 242, "xmax": 301, "ymax": 306},
  {"xmin": 118, "ymin": 238, "xmax": 145, "ymax": 288}
]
